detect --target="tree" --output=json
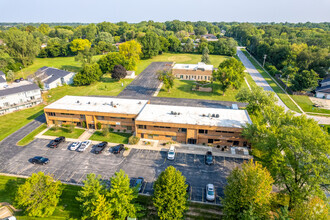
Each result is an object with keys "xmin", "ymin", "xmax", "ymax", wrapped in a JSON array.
[
  {"xmin": 222, "ymin": 160, "xmax": 274, "ymax": 219},
  {"xmin": 243, "ymin": 106, "xmax": 330, "ymax": 209},
  {"xmin": 292, "ymin": 70, "xmax": 318, "ymax": 91},
  {"xmin": 112, "ymin": 65, "xmax": 127, "ymax": 80},
  {"xmin": 236, "ymin": 86, "xmax": 278, "ymax": 115},
  {"xmin": 70, "ymin": 39, "xmax": 91, "ymax": 53},
  {"xmin": 159, "ymin": 36, "xmax": 170, "ymax": 52},
  {"xmin": 119, "ymin": 40, "xmax": 142, "ymax": 70},
  {"xmin": 46, "ymin": 37, "xmax": 69, "ymax": 57},
  {"xmin": 76, "ymin": 173, "xmax": 111, "ymax": 220},
  {"xmin": 38, "ymin": 24, "xmax": 50, "ymax": 35},
  {"xmin": 158, "ymin": 70, "xmax": 175, "ymax": 92},
  {"xmin": 182, "ymin": 38, "xmax": 194, "ymax": 53},
  {"xmin": 213, "ymin": 58, "xmax": 245, "ymax": 94},
  {"xmin": 290, "ymin": 197, "xmax": 328, "ymax": 220},
  {"xmin": 4, "ymin": 28, "xmax": 41, "ymax": 66},
  {"xmin": 138, "ymin": 31, "xmax": 160, "ymax": 59},
  {"xmin": 201, "ymin": 47, "xmax": 211, "ymax": 64},
  {"xmin": 15, "ymin": 172, "xmax": 62, "ymax": 217},
  {"xmin": 97, "ymin": 52, "xmax": 129, "ymax": 74},
  {"xmin": 153, "ymin": 166, "xmax": 188, "ymax": 220},
  {"xmin": 107, "ymin": 170, "xmax": 140, "ymax": 220},
  {"xmin": 73, "ymin": 63, "xmax": 102, "ymax": 86},
  {"xmin": 6, "ymin": 70, "xmax": 15, "ymax": 81},
  {"xmin": 95, "ymin": 32, "xmax": 113, "ymax": 43},
  {"xmin": 167, "ymin": 35, "xmax": 181, "ymax": 52},
  {"xmin": 102, "ymin": 125, "xmax": 109, "ymax": 136},
  {"xmin": 75, "ymin": 47, "xmax": 95, "ymax": 65}
]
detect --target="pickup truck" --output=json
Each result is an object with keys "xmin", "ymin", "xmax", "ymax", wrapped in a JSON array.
[
  {"xmin": 94, "ymin": 142, "xmax": 108, "ymax": 154},
  {"xmin": 49, "ymin": 136, "xmax": 65, "ymax": 148}
]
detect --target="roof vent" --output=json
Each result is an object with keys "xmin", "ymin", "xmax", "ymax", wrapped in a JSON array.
[
  {"xmin": 173, "ymin": 112, "xmax": 177, "ymax": 115},
  {"xmin": 171, "ymin": 111, "xmax": 174, "ymax": 114},
  {"xmin": 208, "ymin": 113, "xmax": 211, "ymax": 117},
  {"xmin": 177, "ymin": 112, "xmax": 181, "ymax": 115},
  {"xmin": 202, "ymin": 114, "xmax": 206, "ymax": 117},
  {"xmin": 76, "ymin": 100, "xmax": 80, "ymax": 103},
  {"xmin": 87, "ymin": 102, "xmax": 91, "ymax": 104},
  {"xmin": 216, "ymin": 114, "xmax": 219, "ymax": 118},
  {"xmin": 111, "ymin": 101, "xmax": 113, "ymax": 107},
  {"xmin": 138, "ymin": 101, "xmax": 142, "ymax": 104},
  {"xmin": 94, "ymin": 103, "xmax": 97, "ymax": 105},
  {"xmin": 212, "ymin": 114, "xmax": 215, "ymax": 117}
]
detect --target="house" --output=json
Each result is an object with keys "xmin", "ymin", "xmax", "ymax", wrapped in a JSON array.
[
  {"xmin": 0, "ymin": 71, "xmax": 7, "ymax": 88},
  {"xmin": 315, "ymin": 76, "xmax": 330, "ymax": 99},
  {"xmin": 201, "ymin": 34, "xmax": 218, "ymax": 42},
  {"xmin": 0, "ymin": 75, "xmax": 42, "ymax": 115},
  {"xmin": 172, "ymin": 62, "xmax": 214, "ymax": 81},
  {"xmin": 28, "ymin": 67, "xmax": 76, "ymax": 90},
  {"xmin": 44, "ymin": 95, "xmax": 252, "ymax": 147},
  {"xmin": 125, "ymin": 71, "xmax": 135, "ymax": 79}
]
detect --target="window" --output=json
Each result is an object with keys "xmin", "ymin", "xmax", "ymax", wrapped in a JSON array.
[
  {"xmin": 180, "ymin": 75, "xmax": 183, "ymax": 79},
  {"xmin": 96, "ymin": 116, "xmax": 105, "ymax": 120},
  {"xmin": 208, "ymin": 139, "xmax": 214, "ymax": 144},
  {"xmin": 233, "ymin": 141, "xmax": 239, "ymax": 146},
  {"xmin": 48, "ymin": 112, "xmax": 56, "ymax": 116},
  {"xmin": 199, "ymin": 129, "xmax": 208, "ymax": 134},
  {"xmin": 165, "ymin": 135, "xmax": 171, "ymax": 138},
  {"xmin": 148, "ymin": 134, "xmax": 153, "ymax": 139},
  {"xmin": 178, "ymin": 128, "xmax": 187, "ymax": 133},
  {"xmin": 172, "ymin": 136, "xmax": 177, "ymax": 141},
  {"xmin": 243, "ymin": 142, "xmax": 247, "ymax": 147},
  {"xmin": 227, "ymin": 140, "xmax": 233, "ymax": 143},
  {"xmin": 61, "ymin": 113, "xmax": 74, "ymax": 116},
  {"xmin": 80, "ymin": 114, "xmax": 85, "ymax": 119},
  {"xmin": 138, "ymin": 125, "xmax": 146, "ymax": 129},
  {"xmin": 154, "ymin": 134, "xmax": 159, "ymax": 137}
]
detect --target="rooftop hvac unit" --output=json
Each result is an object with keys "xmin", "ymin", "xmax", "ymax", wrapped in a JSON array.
[
  {"xmin": 111, "ymin": 101, "xmax": 113, "ymax": 106},
  {"xmin": 173, "ymin": 112, "xmax": 177, "ymax": 115},
  {"xmin": 212, "ymin": 114, "xmax": 215, "ymax": 117},
  {"xmin": 177, "ymin": 112, "xmax": 181, "ymax": 115},
  {"xmin": 138, "ymin": 101, "xmax": 142, "ymax": 104},
  {"xmin": 76, "ymin": 100, "xmax": 80, "ymax": 103},
  {"xmin": 87, "ymin": 102, "xmax": 91, "ymax": 104},
  {"xmin": 202, "ymin": 114, "xmax": 206, "ymax": 117},
  {"xmin": 208, "ymin": 113, "xmax": 211, "ymax": 117},
  {"xmin": 171, "ymin": 111, "xmax": 174, "ymax": 114},
  {"xmin": 216, "ymin": 114, "xmax": 219, "ymax": 118}
]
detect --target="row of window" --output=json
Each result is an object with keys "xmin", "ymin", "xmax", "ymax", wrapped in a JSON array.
[{"xmin": 179, "ymin": 75, "xmax": 211, "ymax": 80}]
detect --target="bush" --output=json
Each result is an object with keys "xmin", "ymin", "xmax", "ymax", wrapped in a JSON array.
[
  {"xmin": 102, "ymin": 126, "xmax": 109, "ymax": 136},
  {"xmin": 96, "ymin": 122, "xmax": 102, "ymax": 130},
  {"xmin": 128, "ymin": 136, "xmax": 140, "ymax": 145},
  {"xmin": 109, "ymin": 128, "xmax": 114, "ymax": 132},
  {"xmin": 112, "ymin": 64, "xmax": 127, "ymax": 80},
  {"xmin": 82, "ymin": 121, "xmax": 86, "ymax": 128},
  {"xmin": 69, "ymin": 123, "xmax": 75, "ymax": 133}
]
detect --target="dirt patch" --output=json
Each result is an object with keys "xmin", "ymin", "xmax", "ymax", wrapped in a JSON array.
[{"xmin": 309, "ymin": 97, "xmax": 330, "ymax": 110}]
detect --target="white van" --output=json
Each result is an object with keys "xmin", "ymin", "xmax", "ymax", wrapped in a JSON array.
[{"xmin": 167, "ymin": 145, "xmax": 175, "ymax": 160}]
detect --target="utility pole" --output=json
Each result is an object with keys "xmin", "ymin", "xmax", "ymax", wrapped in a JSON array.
[{"xmin": 263, "ymin": 54, "xmax": 267, "ymax": 67}]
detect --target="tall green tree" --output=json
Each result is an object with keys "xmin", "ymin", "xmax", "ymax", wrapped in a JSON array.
[
  {"xmin": 167, "ymin": 35, "xmax": 181, "ymax": 52},
  {"xmin": 138, "ymin": 31, "xmax": 160, "ymax": 59},
  {"xmin": 107, "ymin": 170, "xmax": 141, "ymax": 220},
  {"xmin": 4, "ymin": 28, "xmax": 41, "ymax": 66},
  {"xmin": 158, "ymin": 70, "xmax": 175, "ymax": 92},
  {"xmin": 222, "ymin": 160, "xmax": 274, "ymax": 219},
  {"xmin": 153, "ymin": 166, "xmax": 188, "ymax": 220},
  {"xmin": 70, "ymin": 39, "xmax": 91, "ymax": 53},
  {"xmin": 38, "ymin": 24, "xmax": 50, "ymax": 35},
  {"xmin": 112, "ymin": 64, "xmax": 127, "ymax": 80},
  {"xmin": 201, "ymin": 46, "xmax": 211, "ymax": 64},
  {"xmin": 97, "ymin": 52, "xmax": 129, "ymax": 74},
  {"xmin": 73, "ymin": 63, "xmax": 102, "ymax": 86},
  {"xmin": 292, "ymin": 69, "xmax": 318, "ymax": 91},
  {"xmin": 119, "ymin": 40, "xmax": 142, "ymax": 70},
  {"xmin": 76, "ymin": 173, "xmax": 110, "ymax": 220},
  {"xmin": 290, "ymin": 197, "xmax": 329, "ymax": 220},
  {"xmin": 213, "ymin": 58, "xmax": 245, "ymax": 94},
  {"xmin": 15, "ymin": 172, "xmax": 62, "ymax": 217}
]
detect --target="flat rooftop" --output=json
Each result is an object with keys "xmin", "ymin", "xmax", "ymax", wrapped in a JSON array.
[
  {"xmin": 136, "ymin": 104, "xmax": 252, "ymax": 128},
  {"xmin": 173, "ymin": 62, "xmax": 213, "ymax": 71},
  {"xmin": 45, "ymin": 96, "xmax": 149, "ymax": 115}
]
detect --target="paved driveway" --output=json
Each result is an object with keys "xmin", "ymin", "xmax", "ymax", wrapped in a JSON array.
[
  {"xmin": 118, "ymin": 62, "xmax": 173, "ymax": 98},
  {"xmin": 0, "ymin": 139, "xmax": 245, "ymax": 204}
]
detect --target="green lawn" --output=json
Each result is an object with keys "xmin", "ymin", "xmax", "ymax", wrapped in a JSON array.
[
  {"xmin": 136, "ymin": 53, "xmax": 229, "ymax": 75},
  {"xmin": 17, "ymin": 55, "xmax": 103, "ymax": 79},
  {"xmin": 89, "ymin": 131, "xmax": 132, "ymax": 144},
  {"xmin": 158, "ymin": 79, "xmax": 248, "ymax": 102},
  {"xmin": 291, "ymin": 95, "xmax": 330, "ymax": 114},
  {"xmin": 241, "ymin": 49, "xmax": 301, "ymax": 113},
  {"xmin": 43, "ymin": 127, "xmax": 85, "ymax": 139},
  {"xmin": 43, "ymin": 74, "xmax": 133, "ymax": 103},
  {"xmin": 17, "ymin": 124, "xmax": 48, "ymax": 146},
  {"xmin": 0, "ymin": 105, "xmax": 45, "ymax": 142}
]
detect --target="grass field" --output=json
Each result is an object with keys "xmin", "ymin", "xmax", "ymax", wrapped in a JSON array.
[
  {"xmin": 89, "ymin": 131, "xmax": 132, "ymax": 144},
  {"xmin": 158, "ymin": 79, "xmax": 249, "ymax": 102},
  {"xmin": 17, "ymin": 124, "xmax": 48, "ymax": 146},
  {"xmin": 0, "ymin": 105, "xmax": 45, "ymax": 142},
  {"xmin": 241, "ymin": 49, "xmax": 301, "ymax": 113},
  {"xmin": 0, "ymin": 175, "xmax": 222, "ymax": 220},
  {"xmin": 43, "ymin": 75, "xmax": 133, "ymax": 103},
  {"xmin": 43, "ymin": 127, "xmax": 85, "ymax": 139}
]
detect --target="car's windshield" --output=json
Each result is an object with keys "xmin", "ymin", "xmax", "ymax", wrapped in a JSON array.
[
  {"xmin": 168, "ymin": 151, "xmax": 174, "ymax": 155},
  {"xmin": 40, "ymin": 158, "xmax": 47, "ymax": 162},
  {"xmin": 207, "ymin": 155, "xmax": 212, "ymax": 160},
  {"xmin": 208, "ymin": 189, "xmax": 214, "ymax": 195}
]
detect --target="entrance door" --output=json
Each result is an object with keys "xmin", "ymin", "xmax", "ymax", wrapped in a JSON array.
[
  {"xmin": 188, "ymin": 138, "xmax": 197, "ymax": 144},
  {"xmin": 88, "ymin": 124, "xmax": 95, "ymax": 129}
]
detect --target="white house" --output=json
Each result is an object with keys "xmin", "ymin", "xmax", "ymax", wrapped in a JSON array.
[
  {"xmin": 0, "ymin": 71, "xmax": 7, "ymax": 88},
  {"xmin": 315, "ymin": 76, "xmax": 330, "ymax": 99},
  {"xmin": 28, "ymin": 67, "xmax": 76, "ymax": 90},
  {"xmin": 0, "ymin": 74, "xmax": 42, "ymax": 115}
]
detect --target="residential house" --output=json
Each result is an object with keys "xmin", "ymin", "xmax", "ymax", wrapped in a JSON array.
[
  {"xmin": 201, "ymin": 34, "xmax": 218, "ymax": 42},
  {"xmin": 172, "ymin": 62, "xmax": 214, "ymax": 81},
  {"xmin": 28, "ymin": 67, "xmax": 76, "ymax": 90},
  {"xmin": 0, "ymin": 74, "xmax": 42, "ymax": 115},
  {"xmin": 315, "ymin": 76, "xmax": 330, "ymax": 99}
]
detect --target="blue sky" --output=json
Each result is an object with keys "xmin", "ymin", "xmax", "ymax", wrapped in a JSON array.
[{"xmin": 0, "ymin": 0, "xmax": 329, "ymax": 23}]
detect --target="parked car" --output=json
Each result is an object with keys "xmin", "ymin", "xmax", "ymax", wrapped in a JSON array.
[
  {"xmin": 69, "ymin": 141, "xmax": 81, "ymax": 151},
  {"xmin": 206, "ymin": 184, "xmax": 215, "ymax": 201},
  {"xmin": 167, "ymin": 145, "xmax": 175, "ymax": 160},
  {"xmin": 19, "ymin": 77, "xmax": 24, "ymax": 81},
  {"xmin": 14, "ymin": 79, "xmax": 20, "ymax": 83},
  {"xmin": 205, "ymin": 151, "xmax": 214, "ymax": 165},
  {"xmin": 77, "ymin": 140, "xmax": 92, "ymax": 152},
  {"xmin": 134, "ymin": 177, "xmax": 144, "ymax": 192},
  {"xmin": 49, "ymin": 136, "xmax": 65, "ymax": 148},
  {"xmin": 94, "ymin": 142, "xmax": 108, "ymax": 154},
  {"xmin": 31, "ymin": 156, "xmax": 49, "ymax": 165},
  {"xmin": 112, "ymin": 144, "xmax": 124, "ymax": 154},
  {"xmin": 186, "ymin": 181, "xmax": 191, "ymax": 193}
]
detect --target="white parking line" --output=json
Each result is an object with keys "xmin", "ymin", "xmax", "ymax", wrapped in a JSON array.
[
  {"xmin": 77, "ymin": 173, "xmax": 86, "ymax": 183},
  {"xmin": 66, "ymin": 172, "xmax": 76, "ymax": 182}
]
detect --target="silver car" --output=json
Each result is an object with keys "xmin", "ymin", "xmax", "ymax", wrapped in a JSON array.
[
  {"xmin": 206, "ymin": 184, "xmax": 215, "ymax": 201},
  {"xmin": 77, "ymin": 140, "xmax": 92, "ymax": 152},
  {"xmin": 69, "ymin": 141, "xmax": 81, "ymax": 151}
]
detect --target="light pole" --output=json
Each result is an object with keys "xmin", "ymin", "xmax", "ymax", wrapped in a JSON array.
[{"xmin": 263, "ymin": 54, "xmax": 267, "ymax": 67}]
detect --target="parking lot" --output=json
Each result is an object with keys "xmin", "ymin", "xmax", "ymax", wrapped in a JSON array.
[{"xmin": 0, "ymin": 138, "xmax": 246, "ymax": 204}]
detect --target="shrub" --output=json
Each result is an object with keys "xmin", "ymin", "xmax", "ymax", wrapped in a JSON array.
[
  {"xmin": 112, "ymin": 64, "xmax": 127, "ymax": 80},
  {"xmin": 128, "ymin": 136, "xmax": 140, "ymax": 145},
  {"xmin": 69, "ymin": 123, "xmax": 75, "ymax": 133},
  {"xmin": 96, "ymin": 122, "xmax": 102, "ymax": 130},
  {"xmin": 82, "ymin": 121, "xmax": 86, "ymax": 128},
  {"xmin": 102, "ymin": 126, "xmax": 109, "ymax": 136},
  {"xmin": 109, "ymin": 128, "xmax": 114, "ymax": 132}
]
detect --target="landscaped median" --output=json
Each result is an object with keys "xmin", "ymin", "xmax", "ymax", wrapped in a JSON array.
[
  {"xmin": 89, "ymin": 131, "xmax": 132, "ymax": 144},
  {"xmin": 43, "ymin": 126, "xmax": 85, "ymax": 139},
  {"xmin": 17, "ymin": 124, "xmax": 48, "ymax": 146}
]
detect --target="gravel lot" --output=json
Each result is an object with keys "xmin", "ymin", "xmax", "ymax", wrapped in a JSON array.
[{"xmin": 0, "ymin": 138, "xmax": 246, "ymax": 204}]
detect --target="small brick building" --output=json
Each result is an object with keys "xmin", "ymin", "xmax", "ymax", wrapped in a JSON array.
[{"xmin": 172, "ymin": 62, "xmax": 214, "ymax": 81}]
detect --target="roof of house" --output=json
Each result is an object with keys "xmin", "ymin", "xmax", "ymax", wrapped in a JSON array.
[
  {"xmin": 173, "ymin": 62, "xmax": 214, "ymax": 71},
  {"xmin": 30, "ymin": 67, "xmax": 74, "ymax": 84},
  {"xmin": 201, "ymin": 34, "xmax": 217, "ymax": 39},
  {"xmin": 0, "ymin": 71, "xmax": 5, "ymax": 76},
  {"xmin": 45, "ymin": 95, "xmax": 149, "ymax": 115},
  {"xmin": 136, "ymin": 104, "xmax": 252, "ymax": 128},
  {"xmin": 320, "ymin": 75, "xmax": 330, "ymax": 84},
  {"xmin": 0, "ymin": 82, "xmax": 40, "ymax": 97},
  {"xmin": 0, "ymin": 77, "xmax": 6, "ymax": 83},
  {"xmin": 316, "ymin": 84, "xmax": 330, "ymax": 93}
]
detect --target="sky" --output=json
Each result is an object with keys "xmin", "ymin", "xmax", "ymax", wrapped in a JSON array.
[{"xmin": 0, "ymin": 0, "xmax": 329, "ymax": 23}]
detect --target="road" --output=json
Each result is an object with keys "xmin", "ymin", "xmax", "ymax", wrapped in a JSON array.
[{"xmin": 237, "ymin": 47, "xmax": 330, "ymax": 124}]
